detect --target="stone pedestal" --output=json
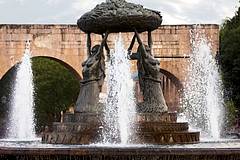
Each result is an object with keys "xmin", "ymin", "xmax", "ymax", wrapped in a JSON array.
[
  {"xmin": 133, "ymin": 112, "xmax": 199, "ymax": 144},
  {"xmin": 42, "ymin": 112, "xmax": 199, "ymax": 144}
]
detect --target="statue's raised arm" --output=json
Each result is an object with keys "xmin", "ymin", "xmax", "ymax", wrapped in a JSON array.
[
  {"xmin": 96, "ymin": 31, "xmax": 109, "ymax": 59},
  {"xmin": 134, "ymin": 29, "xmax": 148, "ymax": 58},
  {"xmin": 134, "ymin": 30, "xmax": 143, "ymax": 46},
  {"xmin": 102, "ymin": 33, "xmax": 110, "ymax": 59},
  {"xmin": 87, "ymin": 33, "xmax": 91, "ymax": 57},
  {"xmin": 128, "ymin": 34, "xmax": 136, "ymax": 52}
]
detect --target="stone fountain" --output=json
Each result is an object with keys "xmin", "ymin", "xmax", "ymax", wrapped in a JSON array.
[
  {"xmin": 2, "ymin": 1, "xmax": 240, "ymax": 160},
  {"xmin": 42, "ymin": 0, "xmax": 199, "ymax": 145}
]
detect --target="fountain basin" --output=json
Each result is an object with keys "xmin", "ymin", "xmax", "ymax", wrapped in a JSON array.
[{"xmin": 1, "ymin": 141, "xmax": 240, "ymax": 160}]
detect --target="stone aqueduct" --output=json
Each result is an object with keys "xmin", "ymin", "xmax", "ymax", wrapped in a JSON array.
[{"xmin": 0, "ymin": 24, "xmax": 219, "ymax": 111}]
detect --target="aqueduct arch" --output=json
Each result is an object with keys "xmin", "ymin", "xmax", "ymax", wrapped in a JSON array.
[
  {"xmin": 31, "ymin": 56, "xmax": 82, "ymax": 80},
  {"xmin": 159, "ymin": 69, "xmax": 182, "ymax": 112},
  {"xmin": 0, "ymin": 24, "xmax": 219, "ymax": 108},
  {"xmin": 0, "ymin": 56, "xmax": 82, "ymax": 82}
]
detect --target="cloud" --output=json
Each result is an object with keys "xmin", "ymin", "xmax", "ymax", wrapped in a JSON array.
[
  {"xmin": 68, "ymin": 0, "xmax": 239, "ymax": 24},
  {"xmin": 15, "ymin": 0, "xmax": 25, "ymax": 5},
  {"xmin": 46, "ymin": 0, "xmax": 61, "ymax": 5},
  {"xmin": 0, "ymin": 0, "xmax": 238, "ymax": 24},
  {"xmin": 137, "ymin": 0, "xmax": 239, "ymax": 24}
]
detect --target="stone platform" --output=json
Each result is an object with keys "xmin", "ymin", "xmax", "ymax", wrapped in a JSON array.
[
  {"xmin": 42, "ymin": 112, "xmax": 199, "ymax": 144},
  {"xmin": 134, "ymin": 113, "xmax": 199, "ymax": 144},
  {"xmin": 0, "ymin": 146, "xmax": 240, "ymax": 160}
]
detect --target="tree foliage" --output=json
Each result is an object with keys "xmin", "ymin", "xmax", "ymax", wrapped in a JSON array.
[
  {"xmin": 220, "ymin": 5, "xmax": 240, "ymax": 119},
  {"xmin": 0, "ymin": 66, "xmax": 17, "ymax": 137},
  {"xmin": 32, "ymin": 57, "xmax": 80, "ymax": 132}
]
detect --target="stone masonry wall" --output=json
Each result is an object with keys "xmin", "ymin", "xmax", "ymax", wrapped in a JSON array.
[
  {"xmin": 0, "ymin": 24, "xmax": 219, "ymax": 110},
  {"xmin": 0, "ymin": 24, "xmax": 219, "ymax": 81}
]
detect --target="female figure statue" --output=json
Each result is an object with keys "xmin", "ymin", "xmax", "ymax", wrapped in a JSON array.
[
  {"xmin": 75, "ymin": 32, "xmax": 109, "ymax": 112},
  {"xmin": 128, "ymin": 30, "xmax": 168, "ymax": 113}
]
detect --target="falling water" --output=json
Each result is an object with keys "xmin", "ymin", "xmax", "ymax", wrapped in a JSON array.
[
  {"xmin": 181, "ymin": 28, "xmax": 224, "ymax": 139},
  {"xmin": 103, "ymin": 34, "xmax": 136, "ymax": 144},
  {"xmin": 7, "ymin": 40, "xmax": 36, "ymax": 140}
]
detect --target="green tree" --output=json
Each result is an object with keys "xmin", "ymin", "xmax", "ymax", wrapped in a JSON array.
[
  {"xmin": 32, "ymin": 57, "xmax": 80, "ymax": 132},
  {"xmin": 220, "ymin": 5, "xmax": 240, "ymax": 123},
  {"xmin": 0, "ymin": 66, "xmax": 17, "ymax": 137}
]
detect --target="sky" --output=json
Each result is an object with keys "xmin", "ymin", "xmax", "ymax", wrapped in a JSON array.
[{"xmin": 0, "ymin": 0, "xmax": 239, "ymax": 25}]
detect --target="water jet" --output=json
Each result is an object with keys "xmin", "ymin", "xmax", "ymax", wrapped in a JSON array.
[{"xmin": 0, "ymin": 1, "xmax": 239, "ymax": 160}]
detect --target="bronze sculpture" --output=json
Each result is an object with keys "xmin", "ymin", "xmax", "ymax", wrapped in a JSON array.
[
  {"xmin": 75, "ymin": 32, "xmax": 109, "ymax": 112},
  {"xmin": 77, "ymin": 0, "xmax": 162, "ymax": 34},
  {"xmin": 42, "ymin": 0, "xmax": 200, "ymax": 145},
  {"xmin": 127, "ymin": 30, "xmax": 168, "ymax": 113}
]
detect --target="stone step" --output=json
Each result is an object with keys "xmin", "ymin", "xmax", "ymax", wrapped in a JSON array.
[
  {"xmin": 42, "ymin": 130, "xmax": 199, "ymax": 145},
  {"xmin": 42, "ymin": 132, "xmax": 98, "ymax": 144},
  {"xmin": 134, "ymin": 131, "xmax": 200, "ymax": 144},
  {"xmin": 62, "ymin": 112, "xmax": 178, "ymax": 123},
  {"xmin": 51, "ymin": 122, "xmax": 101, "ymax": 133},
  {"xmin": 51, "ymin": 121, "xmax": 188, "ymax": 133},
  {"xmin": 135, "ymin": 122, "xmax": 189, "ymax": 132},
  {"xmin": 51, "ymin": 121, "xmax": 189, "ymax": 133},
  {"xmin": 136, "ymin": 112, "xmax": 177, "ymax": 123}
]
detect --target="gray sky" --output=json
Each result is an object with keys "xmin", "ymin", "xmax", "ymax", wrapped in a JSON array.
[{"xmin": 0, "ymin": 0, "xmax": 238, "ymax": 24}]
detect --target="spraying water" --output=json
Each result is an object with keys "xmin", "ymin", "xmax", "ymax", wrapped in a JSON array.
[
  {"xmin": 103, "ymin": 34, "xmax": 136, "ymax": 144},
  {"xmin": 7, "ymin": 40, "xmax": 36, "ymax": 140},
  {"xmin": 181, "ymin": 28, "xmax": 224, "ymax": 140}
]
